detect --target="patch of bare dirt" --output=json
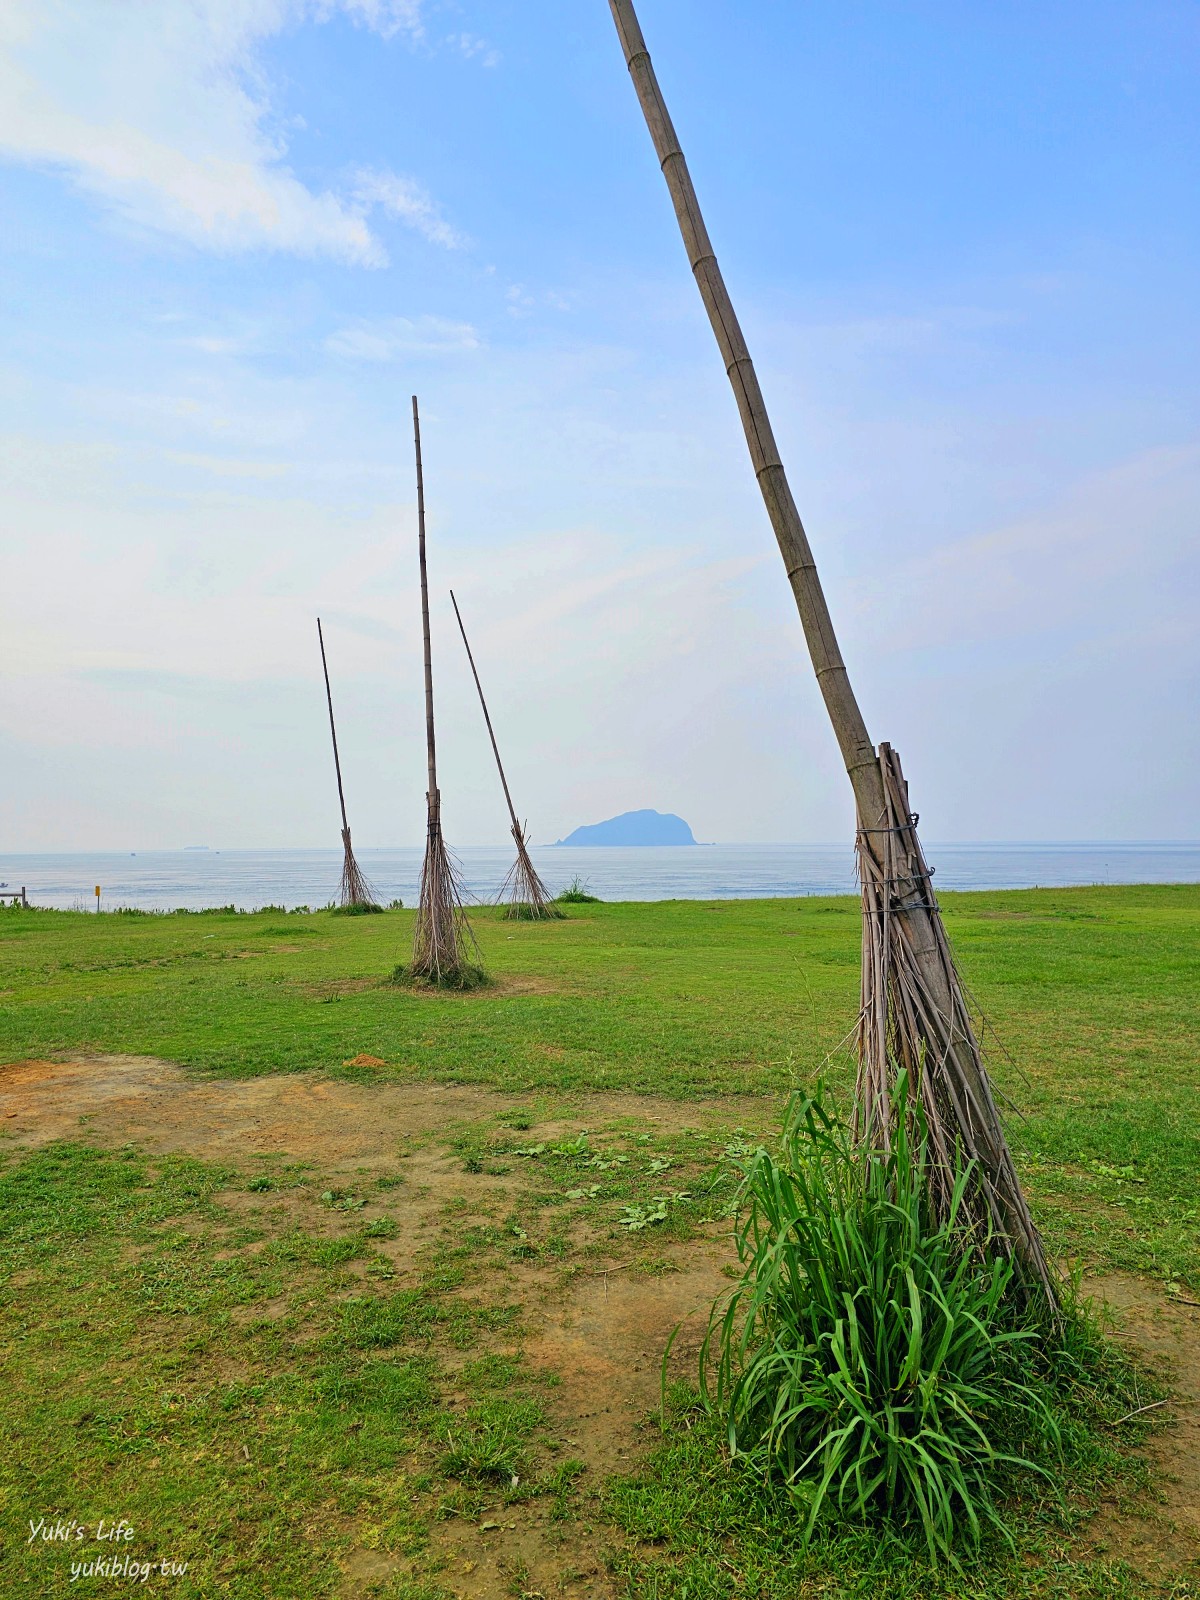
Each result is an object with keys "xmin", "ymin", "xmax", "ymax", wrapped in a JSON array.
[
  {"xmin": 1079, "ymin": 1274, "xmax": 1200, "ymax": 1587},
  {"xmin": 410, "ymin": 1230, "xmax": 739, "ymax": 1600},
  {"xmin": 0, "ymin": 1054, "xmax": 753, "ymax": 1599},
  {"xmin": 0, "ymin": 1054, "xmax": 769, "ymax": 1168},
  {"xmin": 11, "ymin": 1056, "xmax": 1195, "ymax": 1595}
]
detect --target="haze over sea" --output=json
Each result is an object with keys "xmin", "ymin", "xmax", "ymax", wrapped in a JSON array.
[{"xmin": 3, "ymin": 843, "xmax": 1198, "ymax": 914}]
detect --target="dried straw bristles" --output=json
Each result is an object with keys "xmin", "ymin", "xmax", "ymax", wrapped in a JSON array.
[
  {"xmin": 853, "ymin": 743, "xmax": 1056, "ymax": 1309},
  {"xmin": 497, "ymin": 824, "xmax": 564, "ymax": 921},
  {"xmin": 337, "ymin": 827, "xmax": 380, "ymax": 912},
  {"xmin": 403, "ymin": 802, "xmax": 484, "ymax": 988}
]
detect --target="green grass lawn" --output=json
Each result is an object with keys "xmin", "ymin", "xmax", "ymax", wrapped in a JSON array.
[
  {"xmin": 1, "ymin": 1129, "xmax": 1162, "ymax": 1600},
  {"xmin": 2, "ymin": 885, "xmax": 1197, "ymax": 1287},
  {"xmin": 1, "ymin": 887, "xmax": 1198, "ymax": 1598},
  {"xmin": 0, "ymin": 1140, "xmax": 554, "ymax": 1598}
]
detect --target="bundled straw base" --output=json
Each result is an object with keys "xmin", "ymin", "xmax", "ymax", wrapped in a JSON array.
[
  {"xmin": 854, "ymin": 743, "xmax": 1056, "ymax": 1307},
  {"xmin": 497, "ymin": 825, "xmax": 564, "ymax": 921},
  {"xmin": 338, "ymin": 827, "xmax": 379, "ymax": 911},
  {"xmin": 404, "ymin": 801, "xmax": 484, "ymax": 987}
]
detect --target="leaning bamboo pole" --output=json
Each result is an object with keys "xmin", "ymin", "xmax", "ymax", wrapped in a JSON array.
[
  {"xmin": 316, "ymin": 617, "xmax": 377, "ymax": 909},
  {"xmin": 607, "ymin": 0, "xmax": 1054, "ymax": 1304},
  {"xmin": 450, "ymin": 590, "xmax": 563, "ymax": 920},
  {"xmin": 408, "ymin": 397, "xmax": 481, "ymax": 983}
]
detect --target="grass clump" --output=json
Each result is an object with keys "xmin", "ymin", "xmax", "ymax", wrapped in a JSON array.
[
  {"xmin": 441, "ymin": 1394, "xmax": 544, "ymax": 1483},
  {"xmin": 390, "ymin": 961, "xmax": 489, "ymax": 992},
  {"xmin": 606, "ymin": 1376, "xmax": 1151, "ymax": 1600},
  {"xmin": 330, "ymin": 901, "xmax": 385, "ymax": 916},
  {"xmin": 554, "ymin": 876, "xmax": 601, "ymax": 904},
  {"xmin": 703, "ymin": 1082, "xmax": 1131, "ymax": 1562}
]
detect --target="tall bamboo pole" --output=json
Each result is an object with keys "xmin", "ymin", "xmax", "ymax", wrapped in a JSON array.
[
  {"xmin": 450, "ymin": 590, "xmax": 561, "ymax": 919},
  {"xmin": 413, "ymin": 397, "xmax": 439, "ymax": 824},
  {"xmin": 607, "ymin": 0, "xmax": 1053, "ymax": 1300},
  {"xmin": 317, "ymin": 618, "xmax": 350, "ymax": 836},
  {"xmin": 408, "ymin": 397, "xmax": 481, "ymax": 980},
  {"xmin": 450, "ymin": 591, "xmax": 521, "ymax": 838},
  {"xmin": 607, "ymin": 1, "xmax": 878, "ymax": 813},
  {"xmin": 317, "ymin": 617, "xmax": 376, "ymax": 909}
]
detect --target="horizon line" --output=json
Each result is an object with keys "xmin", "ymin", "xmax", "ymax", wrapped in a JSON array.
[{"xmin": 4, "ymin": 838, "xmax": 1200, "ymax": 858}]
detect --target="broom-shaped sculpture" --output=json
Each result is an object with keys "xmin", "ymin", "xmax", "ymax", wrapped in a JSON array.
[
  {"xmin": 450, "ymin": 590, "xmax": 564, "ymax": 921},
  {"xmin": 608, "ymin": 0, "xmax": 1055, "ymax": 1308},
  {"xmin": 316, "ymin": 617, "xmax": 379, "ymax": 912},
  {"xmin": 405, "ymin": 396, "xmax": 484, "ymax": 986}
]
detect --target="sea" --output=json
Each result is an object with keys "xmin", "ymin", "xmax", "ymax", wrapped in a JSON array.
[{"xmin": 2, "ymin": 842, "xmax": 1198, "ymax": 913}]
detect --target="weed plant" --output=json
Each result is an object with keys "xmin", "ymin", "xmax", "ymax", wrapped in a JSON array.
[
  {"xmin": 554, "ymin": 876, "xmax": 601, "ymax": 904},
  {"xmin": 703, "ymin": 1082, "xmax": 1135, "ymax": 1562}
]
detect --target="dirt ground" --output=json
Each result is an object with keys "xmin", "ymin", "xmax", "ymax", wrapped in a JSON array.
[
  {"xmin": 1079, "ymin": 1274, "xmax": 1200, "ymax": 1587},
  {"xmin": 2, "ymin": 1054, "xmax": 1197, "ymax": 1597}
]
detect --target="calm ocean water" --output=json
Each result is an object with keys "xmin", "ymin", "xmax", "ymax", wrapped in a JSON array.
[{"xmin": 2, "ymin": 842, "xmax": 1198, "ymax": 913}]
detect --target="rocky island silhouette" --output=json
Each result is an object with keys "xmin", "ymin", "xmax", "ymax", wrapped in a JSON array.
[{"xmin": 553, "ymin": 810, "xmax": 697, "ymax": 846}]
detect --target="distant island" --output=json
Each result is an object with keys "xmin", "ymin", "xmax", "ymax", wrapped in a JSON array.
[{"xmin": 553, "ymin": 810, "xmax": 697, "ymax": 847}]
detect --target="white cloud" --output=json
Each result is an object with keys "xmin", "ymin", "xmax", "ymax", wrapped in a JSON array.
[
  {"xmin": 324, "ymin": 314, "xmax": 481, "ymax": 360},
  {"xmin": 506, "ymin": 283, "xmax": 536, "ymax": 318},
  {"xmin": 2, "ymin": 251, "xmax": 1196, "ymax": 848},
  {"xmin": 337, "ymin": 1, "xmax": 425, "ymax": 40},
  {"xmin": 0, "ymin": 0, "xmax": 459, "ymax": 264},
  {"xmin": 446, "ymin": 31, "xmax": 500, "ymax": 68},
  {"xmin": 352, "ymin": 169, "xmax": 468, "ymax": 250},
  {"xmin": 860, "ymin": 441, "xmax": 1200, "ymax": 652},
  {"xmin": 164, "ymin": 450, "xmax": 292, "ymax": 479},
  {"xmin": 184, "ymin": 336, "xmax": 248, "ymax": 356}
]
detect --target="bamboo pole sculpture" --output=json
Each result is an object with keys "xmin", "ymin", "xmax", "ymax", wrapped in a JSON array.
[
  {"xmin": 317, "ymin": 617, "xmax": 378, "ymax": 910},
  {"xmin": 450, "ymin": 590, "xmax": 564, "ymax": 921},
  {"xmin": 607, "ymin": 0, "xmax": 1054, "ymax": 1306},
  {"xmin": 408, "ymin": 397, "xmax": 482, "ymax": 984}
]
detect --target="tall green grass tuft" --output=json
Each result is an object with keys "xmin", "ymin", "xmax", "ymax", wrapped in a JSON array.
[
  {"xmin": 704, "ymin": 1081, "xmax": 1064, "ymax": 1561},
  {"xmin": 554, "ymin": 875, "xmax": 601, "ymax": 904}
]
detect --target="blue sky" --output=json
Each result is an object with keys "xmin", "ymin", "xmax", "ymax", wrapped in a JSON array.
[{"xmin": 1, "ymin": 0, "xmax": 1197, "ymax": 849}]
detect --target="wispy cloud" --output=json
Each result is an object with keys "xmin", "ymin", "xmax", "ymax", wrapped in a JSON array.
[
  {"xmin": 324, "ymin": 314, "xmax": 481, "ymax": 360},
  {"xmin": 340, "ymin": 1, "xmax": 426, "ymax": 42},
  {"xmin": 183, "ymin": 336, "xmax": 248, "ymax": 357},
  {"xmin": 164, "ymin": 451, "xmax": 292, "ymax": 480},
  {"xmin": 77, "ymin": 667, "xmax": 237, "ymax": 700},
  {"xmin": 0, "ymin": 0, "xmax": 457, "ymax": 264},
  {"xmin": 446, "ymin": 32, "xmax": 500, "ymax": 69},
  {"xmin": 352, "ymin": 169, "xmax": 468, "ymax": 251},
  {"xmin": 863, "ymin": 441, "xmax": 1200, "ymax": 653}
]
